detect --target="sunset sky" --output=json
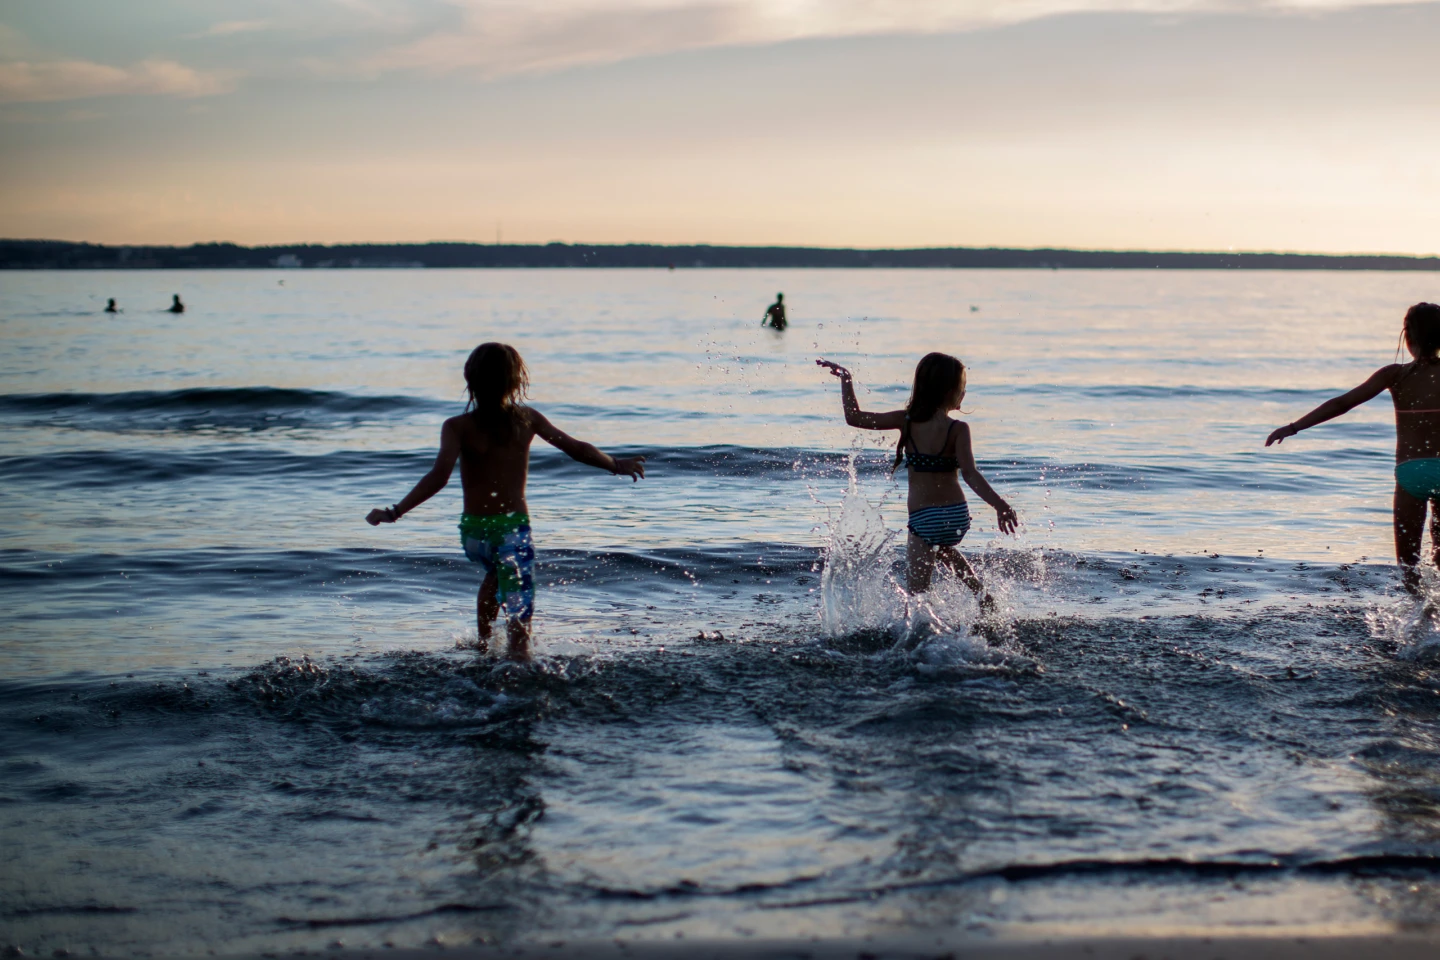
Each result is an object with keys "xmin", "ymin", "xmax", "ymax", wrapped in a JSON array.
[{"xmin": 1, "ymin": 0, "xmax": 1437, "ymax": 253}]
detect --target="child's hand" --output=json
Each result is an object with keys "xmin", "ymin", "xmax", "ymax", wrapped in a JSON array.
[
  {"xmin": 1265, "ymin": 424, "xmax": 1298, "ymax": 446},
  {"xmin": 995, "ymin": 502, "xmax": 1018, "ymax": 535},
  {"xmin": 816, "ymin": 359, "xmax": 851, "ymax": 380},
  {"xmin": 366, "ymin": 507, "xmax": 396, "ymax": 525},
  {"xmin": 614, "ymin": 456, "xmax": 646, "ymax": 481}
]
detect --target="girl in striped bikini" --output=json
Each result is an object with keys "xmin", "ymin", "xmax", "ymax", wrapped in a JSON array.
[
  {"xmin": 818, "ymin": 353, "xmax": 1018, "ymax": 604},
  {"xmin": 1267, "ymin": 302, "xmax": 1440, "ymax": 594}
]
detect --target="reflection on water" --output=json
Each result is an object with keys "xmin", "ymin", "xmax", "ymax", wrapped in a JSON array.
[{"xmin": 5, "ymin": 269, "xmax": 1440, "ymax": 953}]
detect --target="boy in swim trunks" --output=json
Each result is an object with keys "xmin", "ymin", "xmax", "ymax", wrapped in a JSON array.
[
  {"xmin": 1267, "ymin": 303, "xmax": 1440, "ymax": 594},
  {"xmin": 367, "ymin": 343, "xmax": 645, "ymax": 658}
]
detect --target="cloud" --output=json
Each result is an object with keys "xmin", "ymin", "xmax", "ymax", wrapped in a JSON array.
[
  {"xmin": 192, "ymin": 19, "xmax": 273, "ymax": 38},
  {"xmin": 0, "ymin": 58, "xmax": 236, "ymax": 103},
  {"xmin": 362, "ymin": 0, "xmax": 1440, "ymax": 79},
  {"xmin": 367, "ymin": 1, "xmax": 751, "ymax": 78},
  {"xmin": 0, "ymin": 23, "xmax": 30, "ymax": 59}
]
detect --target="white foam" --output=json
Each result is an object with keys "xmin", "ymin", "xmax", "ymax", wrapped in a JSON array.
[
  {"xmin": 815, "ymin": 453, "xmax": 1017, "ymax": 661},
  {"xmin": 1366, "ymin": 570, "xmax": 1440, "ymax": 660}
]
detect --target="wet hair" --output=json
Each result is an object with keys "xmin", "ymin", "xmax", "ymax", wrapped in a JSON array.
[
  {"xmin": 893, "ymin": 352, "xmax": 966, "ymax": 471},
  {"xmin": 1403, "ymin": 303, "xmax": 1440, "ymax": 364},
  {"xmin": 463, "ymin": 342, "xmax": 529, "ymax": 443}
]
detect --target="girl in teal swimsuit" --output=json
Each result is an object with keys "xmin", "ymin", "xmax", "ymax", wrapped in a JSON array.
[
  {"xmin": 818, "ymin": 353, "xmax": 1018, "ymax": 603},
  {"xmin": 1267, "ymin": 302, "xmax": 1440, "ymax": 593}
]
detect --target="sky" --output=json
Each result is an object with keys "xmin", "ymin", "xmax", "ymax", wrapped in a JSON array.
[{"xmin": 0, "ymin": 0, "xmax": 1437, "ymax": 253}]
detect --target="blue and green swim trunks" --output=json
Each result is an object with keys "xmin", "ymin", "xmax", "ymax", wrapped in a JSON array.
[{"xmin": 459, "ymin": 512, "xmax": 535, "ymax": 621}]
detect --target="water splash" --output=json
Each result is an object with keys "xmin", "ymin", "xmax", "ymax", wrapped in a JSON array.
[
  {"xmin": 1367, "ymin": 569, "xmax": 1440, "ymax": 661},
  {"xmin": 818, "ymin": 455, "xmax": 902, "ymax": 640},
  {"xmin": 816, "ymin": 454, "xmax": 1003, "ymax": 653}
]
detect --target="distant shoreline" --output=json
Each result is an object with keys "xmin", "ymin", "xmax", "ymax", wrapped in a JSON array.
[{"xmin": 3, "ymin": 239, "xmax": 1438, "ymax": 271}]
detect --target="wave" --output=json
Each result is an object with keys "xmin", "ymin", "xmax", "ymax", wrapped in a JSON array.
[
  {"xmin": 0, "ymin": 387, "xmax": 446, "ymax": 434},
  {"xmin": 1020, "ymin": 384, "xmax": 1360, "ymax": 402},
  {"xmin": 0, "ymin": 448, "xmax": 436, "ymax": 487},
  {"xmin": 0, "ymin": 388, "xmax": 723, "ymax": 434},
  {"xmin": 743, "ymin": 853, "xmax": 1440, "ymax": 909},
  {"xmin": 0, "ymin": 544, "xmax": 822, "ymax": 602},
  {"xmin": 0, "ymin": 443, "xmax": 1370, "ymax": 491}
]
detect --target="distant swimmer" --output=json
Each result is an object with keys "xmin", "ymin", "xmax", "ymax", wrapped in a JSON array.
[
  {"xmin": 366, "ymin": 342, "xmax": 645, "ymax": 660},
  {"xmin": 168, "ymin": 294, "xmax": 185, "ymax": 314},
  {"xmin": 762, "ymin": 292, "xmax": 787, "ymax": 331},
  {"xmin": 104, "ymin": 298, "xmax": 118, "ymax": 313},
  {"xmin": 1267, "ymin": 302, "xmax": 1440, "ymax": 595}
]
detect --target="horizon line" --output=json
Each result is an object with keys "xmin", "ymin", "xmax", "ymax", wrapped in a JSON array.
[{"xmin": 5, "ymin": 238, "xmax": 1440, "ymax": 260}]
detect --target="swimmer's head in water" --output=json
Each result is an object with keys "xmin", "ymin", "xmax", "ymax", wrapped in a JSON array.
[
  {"xmin": 1403, "ymin": 303, "xmax": 1440, "ymax": 363},
  {"xmin": 464, "ymin": 342, "xmax": 530, "ymax": 441},
  {"xmin": 893, "ymin": 352, "xmax": 966, "ymax": 470}
]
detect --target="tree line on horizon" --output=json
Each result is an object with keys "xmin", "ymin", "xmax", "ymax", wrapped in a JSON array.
[{"xmin": 2, "ymin": 239, "xmax": 1437, "ymax": 271}]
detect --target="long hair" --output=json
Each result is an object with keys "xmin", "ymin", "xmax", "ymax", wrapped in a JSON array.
[
  {"xmin": 1402, "ymin": 302, "xmax": 1440, "ymax": 364},
  {"xmin": 463, "ymin": 342, "xmax": 529, "ymax": 443},
  {"xmin": 893, "ymin": 352, "xmax": 966, "ymax": 471}
]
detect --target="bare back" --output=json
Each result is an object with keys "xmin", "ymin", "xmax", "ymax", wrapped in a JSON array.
[
  {"xmin": 449, "ymin": 410, "xmax": 536, "ymax": 515},
  {"xmin": 905, "ymin": 415, "xmax": 967, "ymax": 511},
  {"xmin": 1391, "ymin": 362, "xmax": 1440, "ymax": 462}
]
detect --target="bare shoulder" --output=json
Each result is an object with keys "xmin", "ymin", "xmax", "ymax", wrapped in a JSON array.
[
  {"xmin": 1374, "ymin": 362, "xmax": 1411, "ymax": 393},
  {"xmin": 507, "ymin": 405, "xmax": 553, "ymax": 444}
]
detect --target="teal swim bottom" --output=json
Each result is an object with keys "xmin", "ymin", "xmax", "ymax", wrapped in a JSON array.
[
  {"xmin": 459, "ymin": 512, "xmax": 534, "ymax": 621},
  {"xmin": 1396, "ymin": 458, "xmax": 1440, "ymax": 500}
]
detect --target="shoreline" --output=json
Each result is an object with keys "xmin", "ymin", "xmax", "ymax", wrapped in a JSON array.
[
  {"xmin": 3, "ymin": 239, "xmax": 1438, "ymax": 271},
  {"xmin": 209, "ymin": 934, "xmax": 1440, "ymax": 959}
]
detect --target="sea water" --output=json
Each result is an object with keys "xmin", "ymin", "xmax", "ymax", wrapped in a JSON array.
[{"xmin": 4, "ymin": 268, "xmax": 1440, "ymax": 953}]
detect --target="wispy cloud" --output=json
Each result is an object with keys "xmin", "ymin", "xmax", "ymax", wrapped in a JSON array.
[
  {"xmin": 0, "ymin": 59, "xmax": 236, "ymax": 104},
  {"xmin": 362, "ymin": 0, "xmax": 1440, "ymax": 79},
  {"xmin": 0, "ymin": 23, "xmax": 30, "ymax": 59},
  {"xmin": 192, "ymin": 19, "xmax": 274, "ymax": 38}
]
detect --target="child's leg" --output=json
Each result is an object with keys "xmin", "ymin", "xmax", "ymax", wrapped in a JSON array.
[
  {"xmin": 476, "ymin": 571, "xmax": 499, "ymax": 648},
  {"xmin": 1395, "ymin": 484, "xmax": 1428, "ymax": 594},
  {"xmin": 936, "ymin": 546, "xmax": 984, "ymax": 594},
  {"xmin": 505, "ymin": 617, "xmax": 532, "ymax": 661},
  {"xmin": 494, "ymin": 524, "xmax": 536, "ymax": 661},
  {"xmin": 1428, "ymin": 497, "xmax": 1440, "ymax": 577},
  {"xmin": 937, "ymin": 546, "xmax": 996, "ymax": 612},
  {"xmin": 906, "ymin": 531, "xmax": 937, "ymax": 593}
]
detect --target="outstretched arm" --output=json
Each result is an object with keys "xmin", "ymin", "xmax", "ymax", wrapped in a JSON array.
[
  {"xmin": 366, "ymin": 419, "xmax": 460, "ymax": 524},
  {"xmin": 816, "ymin": 360, "xmax": 906, "ymax": 430},
  {"xmin": 530, "ymin": 409, "xmax": 646, "ymax": 481},
  {"xmin": 1265, "ymin": 364, "xmax": 1401, "ymax": 446},
  {"xmin": 954, "ymin": 421, "xmax": 1018, "ymax": 535}
]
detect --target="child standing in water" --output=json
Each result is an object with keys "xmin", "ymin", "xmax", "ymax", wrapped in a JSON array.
[
  {"xmin": 367, "ymin": 343, "xmax": 645, "ymax": 659},
  {"xmin": 1267, "ymin": 303, "xmax": 1440, "ymax": 594},
  {"xmin": 818, "ymin": 354, "xmax": 1018, "ymax": 602}
]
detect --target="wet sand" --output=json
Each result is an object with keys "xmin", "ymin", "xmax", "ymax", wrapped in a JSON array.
[{"xmin": 298, "ymin": 935, "xmax": 1440, "ymax": 959}]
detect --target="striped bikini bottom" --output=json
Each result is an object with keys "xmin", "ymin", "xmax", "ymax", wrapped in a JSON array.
[{"xmin": 907, "ymin": 501, "xmax": 972, "ymax": 548}]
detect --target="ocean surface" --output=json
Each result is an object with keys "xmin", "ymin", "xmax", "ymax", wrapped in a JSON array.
[{"xmin": 5, "ymin": 268, "xmax": 1440, "ymax": 954}]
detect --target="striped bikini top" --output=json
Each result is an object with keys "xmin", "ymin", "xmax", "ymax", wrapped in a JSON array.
[{"xmin": 905, "ymin": 419, "xmax": 960, "ymax": 473}]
